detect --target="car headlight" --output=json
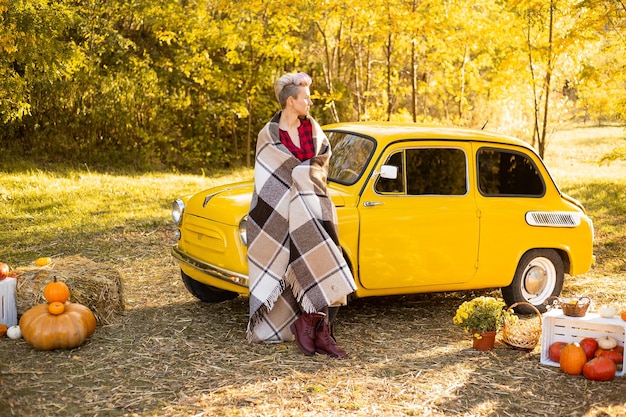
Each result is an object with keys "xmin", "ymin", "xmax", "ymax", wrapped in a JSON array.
[
  {"xmin": 172, "ymin": 199, "xmax": 185, "ymax": 225},
  {"xmin": 239, "ymin": 215, "xmax": 248, "ymax": 246}
]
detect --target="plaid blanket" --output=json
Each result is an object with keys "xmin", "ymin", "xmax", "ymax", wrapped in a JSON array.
[{"xmin": 246, "ymin": 112, "xmax": 356, "ymax": 343}]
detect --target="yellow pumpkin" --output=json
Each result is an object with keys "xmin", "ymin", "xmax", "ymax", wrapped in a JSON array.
[
  {"xmin": 19, "ymin": 302, "xmax": 96, "ymax": 350},
  {"xmin": 35, "ymin": 257, "xmax": 52, "ymax": 267}
]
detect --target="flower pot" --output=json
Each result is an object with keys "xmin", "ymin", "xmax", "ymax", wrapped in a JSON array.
[{"xmin": 472, "ymin": 330, "xmax": 497, "ymax": 351}]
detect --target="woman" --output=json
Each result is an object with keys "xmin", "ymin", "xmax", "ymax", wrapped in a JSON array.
[{"xmin": 246, "ymin": 72, "xmax": 356, "ymax": 358}]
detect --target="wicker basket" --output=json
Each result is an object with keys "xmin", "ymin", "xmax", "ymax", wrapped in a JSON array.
[
  {"xmin": 546, "ymin": 296, "xmax": 591, "ymax": 317},
  {"xmin": 501, "ymin": 302, "xmax": 542, "ymax": 350}
]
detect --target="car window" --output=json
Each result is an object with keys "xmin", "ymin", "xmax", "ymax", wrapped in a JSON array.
[
  {"xmin": 477, "ymin": 147, "xmax": 545, "ymax": 196},
  {"xmin": 375, "ymin": 148, "xmax": 467, "ymax": 195},
  {"xmin": 327, "ymin": 132, "xmax": 375, "ymax": 184},
  {"xmin": 375, "ymin": 151, "xmax": 405, "ymax": 193}
]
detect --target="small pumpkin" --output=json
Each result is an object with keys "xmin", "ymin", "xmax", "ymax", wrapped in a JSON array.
[
  {"xmin": 48, "ymin": 301, "xmax": 65, "ymax": 315},
  {"xmin": 594, "ymin": 347, "xmax": 623, "ymax": 365},
  {"xmin": 597, "ymin": 335, "xmax": 617, "ymax": 350},
  {"xmin": 43, "ymin": 277, "xmax": 70, "ymax": 304},
  {"xmin": 0, "ymin": 262, "xmax": 9, "ymax": 280},
  {"xmin": 598, "ymin": 305, "xmax": 617, "ymax": 318},
  {"xmin": 583, "ymin": 356, "xmax": 616, "ymax": 381},
  {"xmin": 35, "ymin": 257, "xmax": 52, "ymax": 267},
  {"xmin": 19, "ymin": 302, "xmax": 96, "ymax": 351},
  {"xmin": 0, "ymin": 324, "xmax": 7, "ymax": 337},
  {"xmin": 7, "ymin": 325, "xmax": 21, "ymax": 339},
  {"xmin": 559, "ymin": 343, "xmax": 587, "ymax": 375},
  {"xmin": 548, "ymin": 341, "xmax": 567, "ymax": 362},
  {"xmin": 579, "ymin": 337, "xmax": 598, "ymax": 361}
]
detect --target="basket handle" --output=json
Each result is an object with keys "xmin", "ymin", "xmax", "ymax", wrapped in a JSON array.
[
  {"xmin": 545, "ymin": 296, "xmax": 559, "ymax": 306},
  {"xmin": 506, "ymin": 301, "xmax": 542, "ymax": 326},
  {"xmin": 544, "ymin": 296, "xmax": 591, "ymax": 307}
]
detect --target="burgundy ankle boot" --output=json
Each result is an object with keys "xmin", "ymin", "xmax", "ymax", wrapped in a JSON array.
[
  {"xmin": 315, "ymin": 319, "xmax": 347, "ymax": 358},
  {"xmin": 290, "ymin": 312, "xmax": 325, "ymax": 356}
]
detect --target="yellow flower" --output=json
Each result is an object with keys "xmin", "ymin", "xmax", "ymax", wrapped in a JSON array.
[{"xmin": 452, "ymin": 296, "xmax": 512, "ymax": 334}]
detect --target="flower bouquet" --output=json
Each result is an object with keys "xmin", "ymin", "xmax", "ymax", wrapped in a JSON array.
[{"xmin": 453, "ymin": 296, "xmax": 513, "ymax": 337}]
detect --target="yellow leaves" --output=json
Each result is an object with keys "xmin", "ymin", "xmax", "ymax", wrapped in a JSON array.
[{"xmin": 156, "ymin": 30, "xmax": 178, "ymax": 46}]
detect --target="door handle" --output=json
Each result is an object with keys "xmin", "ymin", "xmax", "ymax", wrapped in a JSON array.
[{"xmin": 363, "ymin": 201, "xmax": 384, "ymax": 207}]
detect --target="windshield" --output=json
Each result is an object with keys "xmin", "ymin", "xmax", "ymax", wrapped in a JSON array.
[{"xmin": 327, "ymin": 131, "xmax": 376, "ymax": 184}]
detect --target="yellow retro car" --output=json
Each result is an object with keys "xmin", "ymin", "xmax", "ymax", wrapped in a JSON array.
[{"xmin": 171, "ymin": 122, "xmax": 594, "ymax": 312}]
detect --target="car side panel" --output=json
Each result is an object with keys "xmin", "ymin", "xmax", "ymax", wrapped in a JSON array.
[
  {"xmin": 472, "ymin": 143, "xmax": 594, "ymax": 285},
  {"xmin": 357, "ymin": 141, "xmax": 480, "ymax": 290}
]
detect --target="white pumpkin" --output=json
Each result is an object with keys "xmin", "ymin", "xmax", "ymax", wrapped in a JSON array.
[
  {"xmin": 598, "ymin": 305, "xmax": 617, "ymax": 318},
  {"xmin": 7, "ymin": 325, "xmax": 21, "ymax": 339},
  {"xmin": 597, "ymin": 335, "xmax": 618, "ymax": 350}
]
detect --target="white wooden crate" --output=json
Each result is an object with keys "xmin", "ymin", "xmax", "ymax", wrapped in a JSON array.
[
  {"xmin": 540, "ymin": 309, "xmax": 625, "ymax": 377},
  {"xmin": 0, "ymin": 277, "xmax": 18, "ymax": 327}
]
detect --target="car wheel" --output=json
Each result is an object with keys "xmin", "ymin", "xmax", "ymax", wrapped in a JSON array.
[
  {"xmin": 181, "ymin": 270, "xmax": 239, "ymax": 303},
  {"xmin": 501, "ymin": 249, "xmax": 564, "ymax": 314}
]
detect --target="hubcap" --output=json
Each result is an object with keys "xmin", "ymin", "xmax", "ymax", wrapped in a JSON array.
[{"xmin": 524, "ymin": 265, "xmax": 547, "ymax": 295}]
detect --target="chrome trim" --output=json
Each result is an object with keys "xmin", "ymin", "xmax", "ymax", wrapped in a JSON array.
[
  {"xmin": 238, "ymin": 215, "xmax": 248, "ymax": 246},
  {"xmin": 171, "ymin": 244, "xmax": 249, "ymax": 288},
  {"xmin": 525, "ymin": 211, "xmax": 581, "ymax": 227},
  {"xmin": 203, "ymin": 192, "xmax": 219, "ymax": 208},
  {"xmin": 172, "ymin": 199, "xmax": 185, "ymax": 225}
]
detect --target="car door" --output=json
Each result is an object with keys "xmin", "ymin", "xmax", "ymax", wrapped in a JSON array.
[
  {"xmin": 358, "ymin": 141, "xmax": 480, "ymax": 290},
  {"xmin": 472, "ymin": 144, "xmax": 550, "ymax": 283}
]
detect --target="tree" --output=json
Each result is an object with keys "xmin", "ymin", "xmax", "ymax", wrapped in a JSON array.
[
  {"xmin": 511, "ymin": 0, "xmax": 598, "ymax": 157},
  {"xmin": 1, "ymin": 0, "xmax": 624, "ymax": 171},
  {"xmin": 0, "ymin": 0, "xmax": 76, "ymax": 123}
]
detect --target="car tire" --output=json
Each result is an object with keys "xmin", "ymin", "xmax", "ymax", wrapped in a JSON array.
[
  {"xmin": 501, "ymin": 249, "xmax": 564, "ymax": 314},
  {"xmin": 181, "ymin": 270, "xmax": 239, "ymax": 303}
]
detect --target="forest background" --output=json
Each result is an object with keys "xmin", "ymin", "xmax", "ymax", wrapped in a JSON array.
[{"xmin": 1, "ymin": 0, "xmax": 625, "ymax": 173}]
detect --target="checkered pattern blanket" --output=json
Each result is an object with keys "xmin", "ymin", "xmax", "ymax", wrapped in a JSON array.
[{"xmin": 246, "ymin": 113, "xmax": 356, "ymax": 343}]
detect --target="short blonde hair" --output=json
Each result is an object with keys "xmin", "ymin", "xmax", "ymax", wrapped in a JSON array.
[{"xmin": 274, "ymin": 72, "xmax": 312, "ymax": 109}]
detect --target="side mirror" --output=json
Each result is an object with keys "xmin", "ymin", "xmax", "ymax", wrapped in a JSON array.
[{"xmin": 380, "ymin": 165, "xmax": 398, "ymax": 180}]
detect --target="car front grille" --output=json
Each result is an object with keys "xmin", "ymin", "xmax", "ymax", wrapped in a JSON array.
[{"xmin": 182, "ymin": 222, "xmax": 226, "ymax": 253}]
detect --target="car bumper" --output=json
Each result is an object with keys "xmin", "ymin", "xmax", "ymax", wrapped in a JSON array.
[{"xmin": 171, "ymin": 244, "xmax": 250, "ymax": 289}]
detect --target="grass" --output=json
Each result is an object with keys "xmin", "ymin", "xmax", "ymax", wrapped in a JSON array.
[
  {"xmin": 0, "ymin": 126, "xmax": 625, "ymax": 417},
  {"xmin": 0, "ymin": 169, "xmax": 254, "ymax": 265}
]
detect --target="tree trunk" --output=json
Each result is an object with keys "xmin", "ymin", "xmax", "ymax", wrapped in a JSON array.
[
  {"xmin": 350, "ymin": 35, "xmax": 363, "ymax": 121},
  {"xmin": 538, "ymin": 1, "xmax": 555, "ymax": 158},
  {"xmin": 246, "ymin": 96, "xmax": 252, "ymax": 167},
  {"xmin": 315, "ymin": 21, "xmax": 340, "ymax": 123},
  {"xmin": 411, "ymin": 40, "xmax": 417, "ymax": 123},
  {"xmin": 386, "ymin": 32, "xmax": 393, "ymax": 121}
]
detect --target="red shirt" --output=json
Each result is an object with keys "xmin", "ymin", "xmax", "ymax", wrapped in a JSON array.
[{"xmin": 279, "ymin": 118, "xmax": 315, "ymax": 161}]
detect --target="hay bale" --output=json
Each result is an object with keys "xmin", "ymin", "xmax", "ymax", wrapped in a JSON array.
[{"xmin": 15, "ymin": 255, "xmax": 125, "ymax": 325}]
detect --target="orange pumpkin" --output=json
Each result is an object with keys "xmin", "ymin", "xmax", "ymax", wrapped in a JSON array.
[
  {"xmin": 48, "ymin": 301, "xmax": 65, "ymax": 315},
  {"xmin": 0, "ymin": 262, "xmax": 9, "ymax": 280},
  {"xmin": 19, "ymin": 302, "xmax": 96, "ymax": 350},
  {"xmin": 583, "ymin": 356, "xmax": 616, "ymax": 381},
  {"xmin": 559, "ymin": 343, "xmax": 587, "ymax": 375},
  {"xmin": 0, "ymin": 323, "xmax": 7, "ymax": 337},
  {"xmin": 43, "ymin": 277, "xmax": 70, "ymax": 304}
]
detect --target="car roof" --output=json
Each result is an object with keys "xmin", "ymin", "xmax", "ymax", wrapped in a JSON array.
[{"xmin": 322, "ymin": 121, "xmax": 534, "ymax": 150}]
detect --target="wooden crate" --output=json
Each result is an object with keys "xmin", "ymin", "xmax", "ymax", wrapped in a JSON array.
[
  {"xmin": 540, "ymin": 309, "xmax": 625, "ymax": 377},
  {"xmin": 0, "ymin": 277, "xmax": 18, "ymax": 327}
]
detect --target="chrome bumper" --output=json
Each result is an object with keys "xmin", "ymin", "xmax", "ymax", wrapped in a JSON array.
[{"xmin": 171, "ymin": 244, "xmax": 249, "ymax": 288}]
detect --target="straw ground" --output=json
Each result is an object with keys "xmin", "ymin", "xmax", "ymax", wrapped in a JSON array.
[{"xmin": 0, "ymin": 126, "xmax": 625, "ymax": 416}]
